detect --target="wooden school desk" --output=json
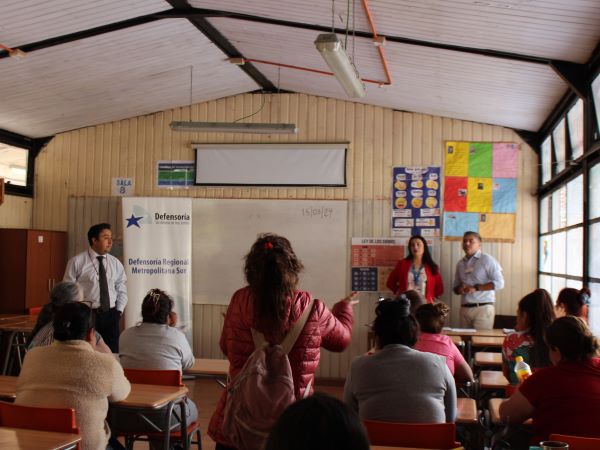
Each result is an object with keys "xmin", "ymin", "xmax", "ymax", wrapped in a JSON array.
[
  {"xmin": 185, "ymin": 358, "xmax": 229, "ymax": 377},
  {"xmin": 0, "ymin": 427, "xmax": 80, "ymax": 450},
  {"xmin": 109, "ymin": 383, "xmax": 190, "ymax": 450},
  {"xmin": 0, "ymin": 318, "xmax": 37, "ymax": 375},
  {"xmin": 474, "ymin": 352, "xmax": 502, "ymax": 368},
  {"xmin": 471, "ymin": 336, "xmax": 504, "ymax": 349},
  {"xmin": 479, "ymin": 370, "xmax": 509, "ymax": 390},
  {"xmin": 0, "ymin": 375, "xmax": 17, "ymax": 400},
  {"xmin": 488, "ymin": 398, "xmax": 532, "ymax": 426},
  {"xmin": 456, "ymin": 398, "xmax": 478, "ymax": 425}
]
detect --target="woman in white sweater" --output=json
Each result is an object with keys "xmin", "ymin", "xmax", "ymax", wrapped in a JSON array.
[{"xmin": 16, "ymin": 302, "xmax": 131, "ymax": 450}]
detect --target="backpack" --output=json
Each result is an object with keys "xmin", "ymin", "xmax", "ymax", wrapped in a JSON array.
[{"xmin": 222, "ymin": 297, "xmax": 315, "ymax": 450}]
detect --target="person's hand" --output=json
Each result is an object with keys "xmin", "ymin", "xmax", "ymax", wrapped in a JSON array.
[
  {"xmin": 342, "ymin": 291, "xmax": 360, "ymax": 306},
  {"xmin": 462, "ymin": 285, "xmax": 476, "ymax": 294}
]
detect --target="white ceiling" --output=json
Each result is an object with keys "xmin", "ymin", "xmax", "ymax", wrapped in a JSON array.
[{"xmin": 0, "ymin": 0, "xmax": 599, "ymax": 138}]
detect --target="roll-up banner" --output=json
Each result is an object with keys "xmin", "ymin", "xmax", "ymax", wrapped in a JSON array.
[{"xmin": 122, "ymin": 197, "xmax": 193, "ymax": 345}]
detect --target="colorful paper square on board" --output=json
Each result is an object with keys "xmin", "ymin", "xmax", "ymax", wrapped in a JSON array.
[
  {"xmin": 444, "ymin": 177, "xmax": 468, "ymax": 212},
  {"xmin": 492, "ymin": 178, "xmax": 517, "ymax": 213},
  {"xmin": 467, "ymin": 177, "xmax": 493, "ymax": 212},
  {"xmin": 493, "ymin": 143, "xmax": 519, "ymax": 178},
  {"xmin": 479, "ymin": 213, "xmax": 516, "ymax": 240},
  {"xmin": 468, "ymin": 142, "xmax": 493, "ymax": 178},
  {"xmin": 443, "ymin": 212, "xmax": 479, "ymax": 237},
  {"xmin": 445, "ymin": 142, "xmax": 469, "ymax": 177}
]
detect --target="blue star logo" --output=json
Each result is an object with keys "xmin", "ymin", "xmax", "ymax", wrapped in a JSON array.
[{"xmin": 126, "ymin": 214, "xmax": 143, "ymax": 228}]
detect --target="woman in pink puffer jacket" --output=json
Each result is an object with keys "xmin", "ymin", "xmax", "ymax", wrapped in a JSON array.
[{"xmin": 208, "ymin": 233, "xmax": 357, "ymax": 450}]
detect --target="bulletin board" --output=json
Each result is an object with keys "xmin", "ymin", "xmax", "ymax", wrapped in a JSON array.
[
  {"xmin": 192, "ymin": 199, "xmax": 348, "ymax": 306},
  {"xmin": 443, "ymin": 141, "xmax": 519, "ymax": 242}
]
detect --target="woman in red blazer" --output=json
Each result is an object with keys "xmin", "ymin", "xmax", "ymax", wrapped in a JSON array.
[{"xmin": 386, "ymin": 235, "xmax": 444, "ymax": 302}]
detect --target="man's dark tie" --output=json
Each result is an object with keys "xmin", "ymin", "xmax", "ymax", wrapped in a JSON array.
[{"xmin": 97, "ymin": 256, "xmax": 110, "ymax": 312}]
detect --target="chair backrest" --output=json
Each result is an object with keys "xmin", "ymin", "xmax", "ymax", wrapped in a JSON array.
[
  {"xmin": 27, "ymin": 306, "xmax": 42, "ymax": 315},
  {"xmin": 493, "ymin": 314, "xmax": 517, "ymax": 329},
  {"xmin": 0, "ymin": 401, "xmax": 79, "ymax": 434},
  {"xmin": 363, "ymin": 420, "xmax": 458, "ymax": 449},
  {"xmin": 549, "ymin": 433, "xmax": 600, "ymax": 450},
  {"xmin": 123, "ymin": 368, "xmax": 183, "ymax": 387}
]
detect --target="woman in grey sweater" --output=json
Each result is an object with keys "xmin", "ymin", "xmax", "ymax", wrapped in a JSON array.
[{"xmin": 344, "ymin": 297, "xmax": 456, "ymax": 423}]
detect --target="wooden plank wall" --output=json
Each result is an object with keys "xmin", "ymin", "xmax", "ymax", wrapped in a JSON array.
[
  {"xmin": 31, "ymin": 93, "xmax": 538, "ymax": 378},
  {"xmin": 0, "ymin": 195, "xmax": 32, "ymax": 228}
]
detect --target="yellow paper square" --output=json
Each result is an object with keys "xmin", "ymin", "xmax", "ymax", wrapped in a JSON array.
[
  {"xmin": 445, "ymin": 141, "xmax": 469, "ymax": 177},
  {"xmin": 479, "ymin": 213, "xmax": 516, "ymax": 241},
  {"xmin": 467, "ymin": 177, "xmax": 492, "ymax": 212}
]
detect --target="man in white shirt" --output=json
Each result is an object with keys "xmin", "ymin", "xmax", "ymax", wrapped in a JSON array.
[
  {"xmin": 63, "ymin": 223, "xmax": 127, "ymax": 352},
  {"xmin": 453, "ymin": 231, "xmax": 504, "ymax": 330}
]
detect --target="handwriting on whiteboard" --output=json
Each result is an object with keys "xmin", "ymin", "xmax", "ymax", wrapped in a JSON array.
[{"xmin": 302, "ymin": 206, "xmax": 334, "ymax": 219}]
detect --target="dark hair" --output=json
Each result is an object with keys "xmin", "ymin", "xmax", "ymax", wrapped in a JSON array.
[
  {"xmin": 556, "ymin": 287, "xmax": 591, "ymax": 318},
  {"xmin": 463, "ymin": 231, "xmax": 482, "ymax": 242},
  {"xmin": 264, "ymin": 393, "xmax": 369, "ymax": 450},
  {"xmin": 546, "ymin": 316, "xmax": 599, "ymax": 362},
  {"xmin": 244, "ymin": 233, "xmax": 304, "ymax": 334},
  {"xmin": 415, "ymin": 302, "xmax": 450, "ymax": 334},
  {"xmin": 141, "ymin": 289, "xmax": 174, "ymax": 324},
  {"xmin": 87, "ymin": 223, "xmax": 111, "ymax": 246},
  {"xmin": 405, "ymin": 235, "xmax": 439, "ymax": 275},
  {"xmin": 27, "ymin": 282, "xmax": 83, "ymax": 347},
  {"xmin": 53, "ymin": 302, "xmax": 94, "ymax": 342},
  {"xmin": 372, "ymin": 296, "xmax": 418, "ymax": 348},
  {"xmin": 398, "ymin": 290, "xmax": 424, "ymax": 315},
  {"xmin": 518, "ymin": 289, "xmax": 555, "ymax": 368}
]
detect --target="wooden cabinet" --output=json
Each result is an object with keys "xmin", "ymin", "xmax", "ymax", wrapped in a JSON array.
[{"xmin": 0, "ymin": 229, "xmax": 67, "ymax": 313}]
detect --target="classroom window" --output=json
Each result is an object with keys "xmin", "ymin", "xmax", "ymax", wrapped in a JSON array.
[
  {"xmin": 591, "ymin": 162, "xmax": 600, "ymax": 220},
  {"xmin": 539, "ymin": 274, "xmax": 551, "ymax": 294},
  {"xmin": 566, "ymin": 227, "xmax": 583, "ymax": 277},
  {"xmin": 590, "ymin": 223, "xmax": 600, "ymax": 279},
  {"xmin": 566, "ymin": 175, "xmax": 583, "ymax": 226},
  {"xmin": 552, "ymin": 118, "xmax": 566, "ymax": 174},
  {"xmin": 592, "ymin": 74, "xmax": 600, "ymax": 139},
  {"xmin": 551, "ymin": 231, "xmax": 566, "ymax": 275},
  {"xmin": 541, "ymin": 136, "xmax": 552, "ymax": 184},
  {"xmin": 0, "ymin": 143, "xmax": 28, "ymax": 187},
  {"xmin": 540, "ymin": 195, "xmax": 550, "ymax": 234},
  {"xmin": 539, "ymin": 235, "xmax": 551, "ymax": 273},
  {"xmin": 551, "ymin": 186, "xmax": 567, "ymax": 230},
  {"xmin": 567, "ymin": 99, "xmax": 584, "ymax": 160},
  {"xmin": 551, "ymin": 276, "xmax": 566, "ymax": 300}
]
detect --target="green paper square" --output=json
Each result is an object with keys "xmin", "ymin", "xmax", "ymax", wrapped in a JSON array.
[{"xmin": 468, "ymin": 142, "xmax": 492, "ymax": 177}]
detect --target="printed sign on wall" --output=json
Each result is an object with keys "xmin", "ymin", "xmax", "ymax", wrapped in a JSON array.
[
  {"xmin": 392, "ymin": 166, "xmax": 441, "ymax": 238},
  {"xmin": 351, "ymin": 238, "xmax": 405, "ymax": 292}
]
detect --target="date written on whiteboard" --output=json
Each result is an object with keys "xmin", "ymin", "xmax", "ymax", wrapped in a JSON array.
[{"xmin": 302, "ymin": 206, "xmax": 333, "ymax": 218}]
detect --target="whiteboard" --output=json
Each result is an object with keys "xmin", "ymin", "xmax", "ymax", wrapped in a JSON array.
[{"xmin": 192, "ymin": 199, "xmax": 348, "ymax": 306}]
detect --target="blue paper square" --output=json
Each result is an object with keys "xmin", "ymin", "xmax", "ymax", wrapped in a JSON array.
[
  {"xmin": 443, "ymin": 212, "xmax": 480, "ymax": 237},
  {"xmin": 492, "ymin": 178, "xmax": 517, "ymax": 213}
]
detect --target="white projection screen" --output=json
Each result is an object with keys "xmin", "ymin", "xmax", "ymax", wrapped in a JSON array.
[{"xmin": 193, "ymin": 143, "xmax": 347, "ymax": 186}]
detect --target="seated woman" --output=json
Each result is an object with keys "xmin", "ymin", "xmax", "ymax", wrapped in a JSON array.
[
  {"xmin": 555, "ymin": 287, "xmax": 591, "ymax": 323},
  {"xmin": 500, "ymin": 316, "xmax": 600, "ymax": 441},
  {"xmin": 118, "ymin": 289, "xmax": 197, "ymax": 438},
  {"xmin": 344, "ymin": 296, "xmax": 456, "ymax": 423},
  {"xmin": 502, "ymin": 289, "xmax": 555, "ymax": 385},
  {"xmin": 414, "ymin": 302, "xmax": 473, "ymax": 383},
  {"xmin": 27, "ymin": 281, "xmax": 111, "ymax": 353},
  {"xmin": 265, "ymin": 393, "xmax": 369, "ymax": 450},
  {"xmin": 16, "ymin": 302, "xmax": 130, "ymax": 450}
]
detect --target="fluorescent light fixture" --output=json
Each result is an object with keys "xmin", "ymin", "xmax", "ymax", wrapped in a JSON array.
[
  {"xmin": 170, "ymin": 121, "xmax": 298, "ymax": 134},
  {"xmin": 315, "ymin": 33, "xmax": 366, "ymax": 98}
]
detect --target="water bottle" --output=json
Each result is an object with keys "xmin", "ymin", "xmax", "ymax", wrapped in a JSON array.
[{"xmin": 514, "ymin": 356, "xmax": 532, "ymax": 382}]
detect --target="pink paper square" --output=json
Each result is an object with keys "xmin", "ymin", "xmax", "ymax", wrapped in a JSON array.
[{"xmin": 493, "ymin": 143, "xmax": 518, "ymax": 178}]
